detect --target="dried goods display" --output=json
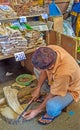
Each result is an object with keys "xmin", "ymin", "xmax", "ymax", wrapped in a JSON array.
[
  {"xmin": 24, "ymin": 30, "xmax": 45, "ymax": 47},
  {"xmin": 0, "ymin": 23, "xmax": 46, "ymax": 56},
  {"xmin": 13, "ymin": 2, "xmax": 48, "ymax": 16},
  {"xmin": 0, "ymin": 86, "xmax": 32, "ymax": 124},
  {"xmin": 0, "ymin": 79, "xmax": 36, "ymax": 124},
  {"xmin": 0, "ymin": 25, "xmax": 28, "ymax": 55},
  {"xmin": 0, "ymin": 0, "xmax": 48, "ymax": 58},
  {"xmin": 0, "ymin": 80, "xmax": 46, "ymax": 124},
  {"xmin": 3, "ymin": 86, "xmax": 24, "ymax": 115},
  {"xmin": 0, "ymin": 4, "xmax": 17, "ymax": 19},
  {"xmin": 18, "ymin": 78, "xmax": 30, "ymax": 82}
]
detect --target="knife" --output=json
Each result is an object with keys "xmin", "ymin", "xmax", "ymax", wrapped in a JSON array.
[{"xmin": 18, "ymin": 98, "xmax": 34, "ymax": 120}]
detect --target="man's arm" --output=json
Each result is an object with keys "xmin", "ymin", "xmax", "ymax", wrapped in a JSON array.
[
  {"xmin": 35, "ymin": 93, "xmax": 54, "ymax": 113},
  {"xmin": 31, "ymin": 70, "xmax": 48, "ymax": 99},
  {"xmin": 37, "ymin": 70, "xmax": 47, "ymax": 88},
  {"xmin": 23, "ymin": 93, "xmax": 55, "ymax": 120}
]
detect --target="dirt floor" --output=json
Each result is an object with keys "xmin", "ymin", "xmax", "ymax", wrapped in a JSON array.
[{"xmin": 0, "ymin": 59, "xmax": 80, "ymax": 130}]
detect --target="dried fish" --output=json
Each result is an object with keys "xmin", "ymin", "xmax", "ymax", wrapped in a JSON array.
[{"xmin": 3, "ymin": 86, "xmax": 24, "ymax": 115}]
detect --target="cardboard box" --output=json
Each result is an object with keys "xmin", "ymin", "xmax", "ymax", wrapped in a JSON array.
[
  {"xmin": 46, "ymin": 31, "xmax": 58, "ymax": 45},
  {"xmin": 46, "ymin": 30, "xmax": 78, "ymax": 60},
  {"xmin": 60, "ymin": 34, "xmax": 77, "ymax": 59},
  {"xmin": 48, "ymin": 16, "xmax": 63, "ymax": 33}
]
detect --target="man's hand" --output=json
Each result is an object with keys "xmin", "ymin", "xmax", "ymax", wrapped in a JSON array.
[
  {"xmin": 22, "ymin": 109, "xmax": 40, "ymax": 120},
  {"xmin": 22, "ymin": 93, "xmax": 54, "ymax": 120}
]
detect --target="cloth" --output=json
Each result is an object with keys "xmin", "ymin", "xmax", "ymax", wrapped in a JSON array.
[
  {"xmin": 71, "ymin": 15, "xmax": 77, "ymax": 34},
  {"xmin": 46, "ymin": 93, "xmax": 73, "ymax": 116},
  {"xmin": 70, "ymin": 2, "xmax": 80, "ymax": 36},
  {"xmin": 66, "ymin": 0, "xmax": 74, "ymax": 12},
  {"xmin": 71, "ymin": 2, "xmax": 80, "ymax": 13},
  {"xmin": 76, "ymin": 14, "xmax": 80, "ymax": 36},
  {"xmin": 46, "ymin": 45, "xmax": 80, "ymax": 102},
  {"xmin": 71, "ymin": 13, "xmax": 80, "ymax": 36}
]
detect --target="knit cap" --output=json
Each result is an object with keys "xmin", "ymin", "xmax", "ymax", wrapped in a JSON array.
[{"xmin": 31, "ymin": 47, "xmax": 57, "ymax": 69}]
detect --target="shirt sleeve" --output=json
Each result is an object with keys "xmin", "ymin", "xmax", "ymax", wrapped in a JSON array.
[{"xmin": 50, "ymin": 75, "xmax": 70, "ymax": 96}]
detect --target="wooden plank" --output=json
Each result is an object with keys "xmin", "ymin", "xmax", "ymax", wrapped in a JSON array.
[
  {"xmin": 0, "ymin": 47, "xmax": 36, "ymax": 60},
  {"xmin": 47, "ymin": 30, "xmax": 77, "ymax": 60},
  {"xmin": 0, "ymin": 42, "xmax": 46, "ymax": 60},
  {"xmin": 61, "ymin": 34, "xmax": 77, "ymax": 59},
  {"xmin": 46, "ymin": 30, "xmax": 58, "ymax": 45},
  {"xmin": 53, "ymin": 16, "xmax": 63, "ymax": 33},
  {"xmin": 0, "ymin": 14, "xmax": 41, "ymax": 22},
  {"xmin": 56, "ymin": 2, "xmax": 69, "ymax": 14},
  {"xmin": 48, "ymin": 16, "xmax": 63, "ymax": 33}
]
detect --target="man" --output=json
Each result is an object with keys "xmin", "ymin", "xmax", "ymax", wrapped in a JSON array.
[{"xmin": 23, "ymin": 45, "xmax": 80, "ymax": 125}]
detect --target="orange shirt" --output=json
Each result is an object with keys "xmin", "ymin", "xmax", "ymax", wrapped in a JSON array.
[{"xmin": 46, "ymin": 45, "xmax": 80, "ymax": 102}]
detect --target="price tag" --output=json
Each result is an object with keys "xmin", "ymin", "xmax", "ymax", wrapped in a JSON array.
[
  {"xmin": 19, "ymin": 16, "xmax": 27, "ymax": 23},
  {"xmin": 14, "ymin": 52, "xmax": 26, "ymax": 61},
  {"xmin": 41, "ymin": 13, "xmax": 48, "ymax": 19},
  {"xmin": 0, "ymin": 5, "xmax": 9, "ymax": 11}
]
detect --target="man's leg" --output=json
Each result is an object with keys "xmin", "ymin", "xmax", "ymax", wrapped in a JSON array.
[
  {"xmin": 46, "ymin": 93, "xmax": 73, "ymax": 116},
  {"xmin": 38, "ymin": 93, "xmax": 73, "ymax": 124}
]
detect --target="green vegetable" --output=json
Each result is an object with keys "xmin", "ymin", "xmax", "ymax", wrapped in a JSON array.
[
  {"xmin": 9, "ymin": 25, "xmax": 19, "ymax": 30},
  {"xmin": 23, "ymin": 24, "xmax": 33, "ymax": 30},
  {"xmin": 77, "ymin": 46, "xmax": 80, "ymax": 52}
]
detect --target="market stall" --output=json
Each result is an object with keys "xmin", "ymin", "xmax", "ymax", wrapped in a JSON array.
[{"xmin": 0, "ymin": 0, "xmax": 80, "ymax": 126}]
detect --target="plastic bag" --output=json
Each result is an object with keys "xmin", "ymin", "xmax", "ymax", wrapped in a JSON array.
[{"xmin": 63, "ymin": 20, "xmax": 75, "ymax": 37}]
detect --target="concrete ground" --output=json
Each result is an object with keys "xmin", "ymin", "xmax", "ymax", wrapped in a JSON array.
[
  {"xmin": 0, "ymin": 81, "xmax": 80, "ymax": 130},
  {"xmin": 0, "ymin": 59, "xmax": 80, "ymax": 130}
]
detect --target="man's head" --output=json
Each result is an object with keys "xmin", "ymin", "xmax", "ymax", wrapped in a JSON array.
[{"xmin": 31, "ymin": 47, "xmax": 57, "ymax": 69}]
